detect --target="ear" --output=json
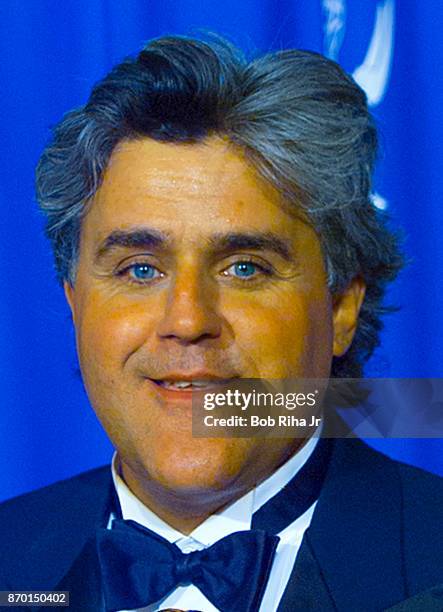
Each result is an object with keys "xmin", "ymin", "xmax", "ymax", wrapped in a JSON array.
[
  {"xmin": 64, "ymin": 281, "xmax": 76, "ymax": 324},
  {"xmin": 332, "ymin": 277, "xmax": 366, "ymax": 357}
]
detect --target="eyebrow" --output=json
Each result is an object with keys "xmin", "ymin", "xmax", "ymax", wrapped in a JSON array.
[
  {"xmin": 94, "ymin": 228, "xmax": 295, "ymax": 262},
  {"xmin": 209, "ymin": 232, "xmax": 294, "ymax": 261},
  {"xmin": 95, "ymin": 229, "xmax": 169, "ymax": 261}
]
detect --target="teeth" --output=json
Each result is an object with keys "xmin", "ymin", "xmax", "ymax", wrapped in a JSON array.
[
  {"xmin": 191, "ymin": 381, "xmax": 214, "ymax": 388},
  {"xmin": 163, "ymin": 381, "xmax": 192, "ymax": 389},
  {"xmin": 160, "ymin": 380, "xmax": 214, "ymax": 389}
]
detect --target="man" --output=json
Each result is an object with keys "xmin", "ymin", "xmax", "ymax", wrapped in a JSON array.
[{"xmin": 0, "ymin": 35, "xmax": 442, "ymax": 611}]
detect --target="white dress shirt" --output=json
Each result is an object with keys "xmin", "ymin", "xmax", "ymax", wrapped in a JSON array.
[{"xmin": 110, "ymin": 433, "xmax": 320, "ymax": 612}]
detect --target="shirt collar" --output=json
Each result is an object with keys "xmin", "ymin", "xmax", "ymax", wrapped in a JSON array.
[{"xmin": 111, "ymin": 427, "xmax": 321, "ymax": 546}]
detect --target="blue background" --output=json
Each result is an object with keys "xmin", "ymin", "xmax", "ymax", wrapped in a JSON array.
[{"xmin": 1, "ymin": 0, "xmax": 442, "ymax": 501}]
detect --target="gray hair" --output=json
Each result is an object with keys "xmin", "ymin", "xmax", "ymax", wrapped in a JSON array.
[{"xmin": 36, "ymin": 35, "xmax": 403, "ymax": 377}]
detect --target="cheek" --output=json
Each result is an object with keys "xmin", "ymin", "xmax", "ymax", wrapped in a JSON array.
[
  {"xmin": 72, "ymin": 292, "xmax": 160, "ymax": 453},
  {"xmin": 75, "ymin": 292, "xmax": 153, "ymax": 380},
  {"xmin": 224, "ymin": 288, "xmax": 333, "ymax": 378}
]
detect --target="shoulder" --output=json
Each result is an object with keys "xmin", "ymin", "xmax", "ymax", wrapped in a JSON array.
[
  {"xmin": 366, "ymin": 439, "xmax": 442, "ymax": 502},
  {"xmin": 332, "ymin": 436, "xmax": 443, "ymax": 499},
  {"xmin": 338, "ymin": 436, "xmax": 443, "ymax": 515},
  {"xmin": 325, "ymin": 436, "xmax": 443, "ymax": 550},
  {"xmin": 387, "ymin": 448, "xmax": 443, "ymax": 539},
  {"xmin": 339, "ymin": 438, "xmax": 443, "ymax": 583},
  {"xmin": 0, "ymin": 466, "xmax": 112, "ymax": 589},
  {"xmin": 389, "ymin": 452, "xmax": 443, "ymax": 588},
  {"xmin": 0, "ymin": 465, "xmax": 111, "ymax": 531},
  {"xmin": 311, "ymin": 438, "xmax": 443, "ymax": 602}
]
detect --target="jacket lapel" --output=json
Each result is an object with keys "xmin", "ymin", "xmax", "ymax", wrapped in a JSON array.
[
  {"xmin": 384, "ymin": 583, "xmax": 443, "ymax": 611},
  {"xmin": 280, "ymin": 438, "xmax": 407, "ymax": 611},
  {"xmin": 54, "ymin": 534, "xmax": 106, "ymax": 612},
  {"xmin": 43, "ymin": 468, "xmax": 114, "ymax": 611},
  {"xmin": 278, "ymin": 534, "xmax": 336, "ymax": 611}
]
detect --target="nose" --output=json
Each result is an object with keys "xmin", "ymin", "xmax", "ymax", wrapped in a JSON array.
[{"xmin": 156, "ymin": 270, "xmax": 222, "ymax": 344}]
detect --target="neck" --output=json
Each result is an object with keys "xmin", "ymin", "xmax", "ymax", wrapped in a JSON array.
[
  {"xmin": 120, "ymin": 468, "xmax": 249, "ymax": 534},
  {"xmin": 116, "ymin": 438, "xmax": 306, "ymax": 535}
]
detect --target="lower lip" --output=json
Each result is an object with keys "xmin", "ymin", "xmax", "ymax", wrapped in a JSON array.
[{"xmin": 147, "ymin": 380, "xmax": 228, "ymax": 403}]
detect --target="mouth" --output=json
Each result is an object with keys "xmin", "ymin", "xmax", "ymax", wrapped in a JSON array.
[
  {"xmin": 145, "ymin": 374, "xmax": 237, "ymax": 405},
  {"xmin": 151, "ymin": 378, "xmax": 233, "ymax": 392}
]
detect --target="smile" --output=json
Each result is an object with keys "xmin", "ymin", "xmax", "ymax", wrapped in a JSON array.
[
  {"xmin": 156, "ymin": 380, "xmax": 227, "ymax": 390},
  {"xmin": 152, "ymin": 379, "xmax": 233, "ymax": 391}
]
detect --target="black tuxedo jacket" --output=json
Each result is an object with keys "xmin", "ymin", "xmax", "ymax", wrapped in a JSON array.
[{"xmin": 1, "ymin": 438, "xmax": 442, "ymax": 611}]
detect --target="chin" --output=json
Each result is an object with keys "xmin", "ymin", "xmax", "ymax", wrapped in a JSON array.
[{"xmin": 138, "ymin": 438, "xmax": 250, "ymax": 494}]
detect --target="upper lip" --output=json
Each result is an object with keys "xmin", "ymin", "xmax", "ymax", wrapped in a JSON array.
[{"xmin": 148, "ymin": 372, "xmax": 237, "ymax": 383}]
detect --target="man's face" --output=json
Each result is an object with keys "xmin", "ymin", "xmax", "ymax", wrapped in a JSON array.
[{"xmin": 65, "ymin": 137, "xmax": 362, "ymax": 504}]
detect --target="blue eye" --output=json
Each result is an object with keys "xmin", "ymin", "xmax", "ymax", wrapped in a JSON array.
[
  {"xmin": 221, "ymin": 259, "xmax": 274, "ymax": 281},
  {"xmin": 221, "ymin": 261, "xmax": 265, "ymax": 279},
  {"xmin": 233, "ymin": 262, "xmax": 257, "ymax": 277},
  {"xmin": 129, "ymin": 263, "xmax": 158, "ymax": 280},
  {"xmin": 116, "ymin": 261, "xmax": 164, "ymax": 285}
]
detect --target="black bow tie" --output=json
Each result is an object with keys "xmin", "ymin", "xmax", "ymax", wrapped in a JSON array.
[
  {"xmin": 96, "ymin": 437, "xmax": 333, "ymax": 612},
  {"xmin": 97, "ymin": 519, "xmax": 279, "ymax": 612}
]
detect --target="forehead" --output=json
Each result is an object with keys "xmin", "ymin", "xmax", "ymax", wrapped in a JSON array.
[{"xmin": 84, "ymin": 136, "xmax": 301, "ymax": 241}]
